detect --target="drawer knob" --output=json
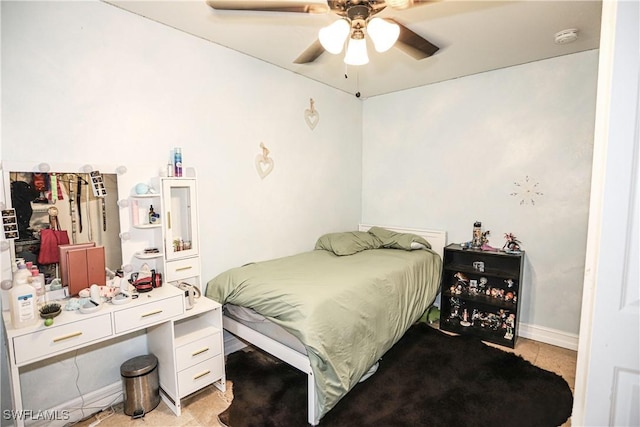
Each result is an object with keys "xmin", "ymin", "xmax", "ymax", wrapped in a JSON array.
[
  {"xmin": 176, "ymin": 266, "xmax": 192, "ymax": 272},
  {"xmin": 193, "ymin": 370, "xmax": 211, "ymax": 381},
  {"xmin": 53, "ymin": 331, "xmax": 83, "ymax": 343},
  {"xmin": 191, "ymin": 347, "xmax": 210, "ymax": 357},
  {"xmin": 141, "ymin": 309, "xmax": 163, "ymax": 318}
]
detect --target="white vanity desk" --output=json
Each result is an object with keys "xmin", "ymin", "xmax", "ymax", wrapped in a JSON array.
[{"xmin": 2, "ymin": 285, "xmax": 226, "ymax": 427}]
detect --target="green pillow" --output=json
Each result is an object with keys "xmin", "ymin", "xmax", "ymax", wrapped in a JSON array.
[
  {"xmin": 367, "ymin": 226, "xmax": 432, "ymax": 250},
  {"xmin": 315, "ymin": 231, "xmax": 382, "ymax": 256}
]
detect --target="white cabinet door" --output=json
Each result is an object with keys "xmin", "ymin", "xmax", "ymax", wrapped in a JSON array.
[{"xmin": 161, "ymin": 178, "xmax": 199, "ymax": 262}]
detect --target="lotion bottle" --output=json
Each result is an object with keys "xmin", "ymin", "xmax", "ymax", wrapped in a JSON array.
[{"xmin": 10, "ymin": 262, "xmax": 37, "ymax": 328}]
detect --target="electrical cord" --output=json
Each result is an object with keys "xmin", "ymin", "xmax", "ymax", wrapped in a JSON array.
[
  {"xmin": 65, "ymin": 392, "xmax": 123, "ymax": 426},
  {"xmin": 88, "ymin": 406, "xmax": 115, "ymax": 427},
  {"xmin": 73, "ymin": 350, "xmax": 86, "ymax": 421}
]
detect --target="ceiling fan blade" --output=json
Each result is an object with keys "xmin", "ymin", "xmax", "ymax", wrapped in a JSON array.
[
  {"xmin": 389, "ymin": 19, "xmax": 439, "ymax": 60},
  {"xmin": 206, "ymin": 0, "xmax": 329, "ymax": 13},
  {"xmin": 385, "ymin": 0, "xmax": 441, "ymax": 11},
  {"xmin": 293, "ymin": 40, "xmax": 325, "ymax": 64}
]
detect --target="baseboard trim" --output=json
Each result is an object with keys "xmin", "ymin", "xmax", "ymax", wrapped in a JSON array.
[
  {"xmin": 519, "ymin": 322, "xmax": 579, "ymax": 351},
  {"xmin": 27, "ymin": 382, "xmax": 123, "ymax": 427}
]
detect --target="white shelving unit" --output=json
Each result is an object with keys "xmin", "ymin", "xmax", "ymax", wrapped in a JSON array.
[
  {"xmin": 127, "ymin": 175, "xmax": 224, "ymax": 417},
  {"xmin": 129, "ymin": 177, "xmax": 201, "ymax": 291}
]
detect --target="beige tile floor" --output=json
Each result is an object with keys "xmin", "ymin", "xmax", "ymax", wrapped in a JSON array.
[{"xmin": 74, "ymin": 327, "xmax": 577, "ymax": 427}]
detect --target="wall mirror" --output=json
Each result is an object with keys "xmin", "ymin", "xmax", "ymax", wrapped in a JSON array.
[{"xmin": 6, "ymin": 169, "xmax": 122, "ymax": 281}]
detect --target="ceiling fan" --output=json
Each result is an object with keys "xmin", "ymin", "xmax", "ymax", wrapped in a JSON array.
[{"xmin": 206, "ymin": 0, "xmax": 440, "ymax": 65}]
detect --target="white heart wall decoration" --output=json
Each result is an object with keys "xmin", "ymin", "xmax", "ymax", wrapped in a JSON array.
[
  {"xmin": 305, "ymin": 98, "xmax": 319, "ymax": 130},
  {"xmin": 304, "ymin": 108, "xmax": 319, "ymax": 130},
  {"xmin": 255, "ymin": 155, "xmax": 274, "ymax": 179}
]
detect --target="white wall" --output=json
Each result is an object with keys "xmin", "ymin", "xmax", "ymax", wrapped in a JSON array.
[
  {"xmin": 362, "ymin": 50, "xmax": 599, "ymax": 340},
  {"xmin": 1, "ymin": 0, "xmax": 362, "ymax": 418}
]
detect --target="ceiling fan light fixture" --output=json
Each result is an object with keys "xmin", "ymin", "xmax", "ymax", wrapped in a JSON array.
[
  {"xmin": 344, "ymin": 36, "xmax": 369, "ymax": 66},
  {"xmin": 367, "ymin": 17, "xmax": 400, "ymax": 52},
  {"xmin": 319, "ymin": 19, "xmax": 350, "ymax": 54}
]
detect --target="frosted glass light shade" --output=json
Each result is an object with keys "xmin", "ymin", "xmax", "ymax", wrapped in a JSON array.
[
  {"xmin": 367, "ymin": 18, "xmax": 400, "ymax": 52},
  {"xmin": 319, "ymin": 19, "xmax": 350, "ymax": 54},
  {"xmin": 344, "ymin": 37, "xmax": 369, "ymax": 65}
]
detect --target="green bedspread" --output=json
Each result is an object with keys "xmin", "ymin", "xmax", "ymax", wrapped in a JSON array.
[{"xmin": 206, "ymin": 240, "xmax": 442, "ymax": 420}]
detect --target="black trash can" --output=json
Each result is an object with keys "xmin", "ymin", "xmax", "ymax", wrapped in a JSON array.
[{"xmin": 120, "ymin": 354, "xmax": 160, "ymax": 417}]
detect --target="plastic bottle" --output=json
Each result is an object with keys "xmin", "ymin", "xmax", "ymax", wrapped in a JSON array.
[
  {"xmin": 30, "ymin": 267, "xmax": 45, "ymax": 304},
  {"xmin": 13, "ymin": 260, "xmax": 32, "ymax": 288},
  {"xmin": 149, "ymin": 205, "xmax": 156, "ymax": 224},
  {"xmin": 174, "ymin": 147, "xmax": 183, "ymax": 177},
  {"xmin": 10, "ymin": 262, "xmax": 38, "ymax": 328},
  {"xmin": 1, "ymin": 279, "xmax": 13, "ymax": 312}
]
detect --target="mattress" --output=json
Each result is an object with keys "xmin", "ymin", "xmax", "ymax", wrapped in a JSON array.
[{"xmin": 224, "ymin": 304, "xmax": 307, "ymax": 355}]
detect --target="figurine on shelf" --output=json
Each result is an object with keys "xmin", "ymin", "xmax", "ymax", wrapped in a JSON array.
[
  {"xmin": 504, "ymin": 314, "xmax": 515, "ymax": 340},
  {"xmin": 503, "ymin": 233, "xmax": 522, "ymax": 253},
  {"xmin": 505, "ymin": 291, "xmax": 516, "ymax": 302},
  {"xmin": 469, "ymin": 279, "xmax": 479, "ymax": 295},
  {"xmin": 453, "ymin": 272, "xmax": 469, "ymax": 295},
  {"xmin": 454, "ymin": 272, "xmax": 469, "ymax": 284},
  {"xmin": 449, "ymin": 297, "xmax": 461, "ymax": 319},
  {"xmin": 480, "ymin": 230, "xmax": 499, "ymax": 252},
  {"xmin": 472, "ymin": 308, "xmax": 480, "ymax": 325},
  {"xmin": 479, "ymin": 277, "xmax": 488, "ymax": 293},
  {"xmin": 460, "ymin": 308, "xmax": 471, "ymax": 327}
]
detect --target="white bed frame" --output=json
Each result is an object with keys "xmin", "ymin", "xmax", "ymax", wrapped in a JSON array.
[{"xmin": 222, "ymin": 224, "xmax": 447, "ymax": 425}]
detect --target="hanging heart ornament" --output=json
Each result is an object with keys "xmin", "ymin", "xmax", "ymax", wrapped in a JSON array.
[
  {"xmin": 304, "ymin": 108, "xmax": 319, "ymax": 130},
  {"xmin": 305, "ymin": 98, "xmax": 319, "ymax": 130},
  {"xmin": 255, "ymin": 154, "xmax": 274, "ymax": 179}
]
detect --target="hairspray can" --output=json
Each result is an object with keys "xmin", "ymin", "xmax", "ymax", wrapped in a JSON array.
[{"xmin": 174, "ymin": 147, "xmax": 182, "ymax": 177}]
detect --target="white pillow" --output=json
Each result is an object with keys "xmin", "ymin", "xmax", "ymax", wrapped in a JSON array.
[{"xmin": 410, "ymin": 241, "xmax": 428, "ymax": 250}]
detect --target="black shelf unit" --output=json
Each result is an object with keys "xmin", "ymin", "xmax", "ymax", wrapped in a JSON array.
[{"xmin": 439, "ymin": 243, "xmax": 525, "ymax": 348}]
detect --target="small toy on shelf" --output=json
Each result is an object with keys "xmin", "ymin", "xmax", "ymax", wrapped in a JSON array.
[
  {"xmin": 480, "ymin": 230, "xmax": 499, "ymax": 252},
  {"xmin": 503, "ymin": 233, "xmax": 523, "ymax": 253}
]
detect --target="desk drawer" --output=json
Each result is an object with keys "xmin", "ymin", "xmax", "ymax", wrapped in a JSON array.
[
  {"xmin": 175, "ymin": 332, "xmax": 221, "ymax": 370},
  {"xmin": 13, "ymin": 314, "xmax": 112, "ymax": 365},
  {"xmin": 165, "ymin": 258, "xmax": 200, "ymax": 282},
  {"xmin": 114, "ymin": 295, "xmax": 183, "ymax": 334},
  {"xmin": 177, "ymin": 354, "xmax": 223, "ymax": 398}
]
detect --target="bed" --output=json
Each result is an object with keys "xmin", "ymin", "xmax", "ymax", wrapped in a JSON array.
[{"xmin": 205, "ymin": 225, "xmax": 446, "ymax": 425}]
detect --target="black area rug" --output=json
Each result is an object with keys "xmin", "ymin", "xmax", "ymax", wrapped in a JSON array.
[{"xmin": 219, "ymin": 323, "xmax": 573, "ymax": 427}]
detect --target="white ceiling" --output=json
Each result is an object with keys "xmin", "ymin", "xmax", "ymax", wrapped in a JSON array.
[{"xmin": 103, "ymin": 0, "xmax": 603, "ymax": 98}]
